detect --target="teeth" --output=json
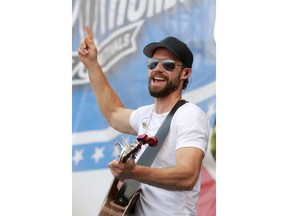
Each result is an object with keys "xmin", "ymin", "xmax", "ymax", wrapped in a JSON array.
[{"xmin": 154, "ymin": 77, "xmax": 165, "ymax": 81}]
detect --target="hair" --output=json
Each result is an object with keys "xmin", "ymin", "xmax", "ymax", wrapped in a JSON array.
[
  {"xmin": 183, "ymin": 78, "xmax": 189, "ymax": 90},
  {"xmin": 181, "ymin": 66, "xmax": 190, "ymax": 90}
]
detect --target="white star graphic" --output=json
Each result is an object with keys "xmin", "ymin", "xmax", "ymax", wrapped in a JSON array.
[
  {"xmin": 91, "ymin": 147, "xmax": 105, "ymax": 163},
  {"xmin": 206, "ymin": 103, "xmax": 216, "ymax": 118},
  {"xmin": 72, "ymin": 149, "xmax": 84, "ymax": 165}
]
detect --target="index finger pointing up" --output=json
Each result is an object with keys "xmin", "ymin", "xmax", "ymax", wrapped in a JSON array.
[{"xmin": 85, "ymin": 25, "xmax": 93, "ymax": 41}]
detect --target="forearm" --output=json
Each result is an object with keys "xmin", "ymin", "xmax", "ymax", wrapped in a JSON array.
[
  {"xmin": 87, "ymin": 63, "xmax": 136, "ymax": 134},
  {"xmin": 109, "ymin": 148, "xmax": 204, "ymax": 190},
  {"xmin": 132, "ymin": 165, "xmax": 199, "ymax": 191},
  {"xmin": 87, "ymin": 63, "xmax": 124, "ymax": 120}
]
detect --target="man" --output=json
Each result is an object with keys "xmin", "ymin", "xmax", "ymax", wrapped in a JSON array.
[{"xmin": 78, "ymin": 25, "xmax": 210, "ymax": 215}]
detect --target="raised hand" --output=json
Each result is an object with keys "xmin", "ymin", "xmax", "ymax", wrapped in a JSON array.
[{"xmin": 77, "ymin": 25, "xmax": 98, "ymax": 69}]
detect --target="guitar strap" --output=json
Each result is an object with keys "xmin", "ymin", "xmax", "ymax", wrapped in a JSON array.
[{"xmin": 115, "ymin": 99, "xmax": 188, "ymax": 207}]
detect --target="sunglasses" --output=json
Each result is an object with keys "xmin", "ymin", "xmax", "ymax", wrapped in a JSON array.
[{"xmin": 147, "ymin": 58, "xmax": 183, "ymax": 72}]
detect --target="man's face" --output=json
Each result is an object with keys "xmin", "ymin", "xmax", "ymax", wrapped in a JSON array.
[{"xmin": 148, "ymin": 48, "xmax": 183, "ymax": 98}]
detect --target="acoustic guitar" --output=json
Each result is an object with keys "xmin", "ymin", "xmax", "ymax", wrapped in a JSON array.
[{"xmin": 98, "ymin": 134, "xmax": 158, "ymax": 216}]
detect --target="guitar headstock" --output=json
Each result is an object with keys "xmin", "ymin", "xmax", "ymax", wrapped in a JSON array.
[
  {"xmin": 115, "ymin": 134, "xmax": 158, "ymax": 163},
  {"xmin": 115, "ymin": 138, "xmax": 141, "ymax": 163}
]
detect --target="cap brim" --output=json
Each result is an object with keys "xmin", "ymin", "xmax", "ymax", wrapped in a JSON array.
[
  {"xmin": 143, "ymin": 42, "xmax": 183, "ymax": 62},
  {"xmin": 143, "ymin": 42, "xmax": 166, "ymax": 58}
]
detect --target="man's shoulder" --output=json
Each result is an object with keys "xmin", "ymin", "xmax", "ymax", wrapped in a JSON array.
[
  {"xmin": 135, "ymin": 104, "xmax": 154, "ymax": 113},
  {"xmin": 175, "ymin": 102, "xmax": 209, "ymax": 124}
]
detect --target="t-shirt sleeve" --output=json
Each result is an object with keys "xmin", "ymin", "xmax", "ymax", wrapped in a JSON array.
[
  {"xmin": 130, "ymin": 104, "xmax": 154, "ymax": 134},
  {"xmin": 130, "ymin": 109, "xmax": 139, "ymax": 133},
  {"xmin": 173, "ymin": 104, "xmax": 210, "ymax": 155}
]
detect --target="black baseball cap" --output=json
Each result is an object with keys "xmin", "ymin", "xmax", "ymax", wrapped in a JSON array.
[{"xmin": 143, "ymin": 36, "xmax": 193, "ymax": 68}]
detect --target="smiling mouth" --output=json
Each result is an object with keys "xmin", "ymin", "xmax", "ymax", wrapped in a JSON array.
[{"xmin": 152, "ymin": 76, "xmax": 166, "ymax": 83}]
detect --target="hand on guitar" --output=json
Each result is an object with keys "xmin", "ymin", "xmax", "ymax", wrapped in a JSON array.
[
  {"xmin": 108, "ymin": 135, "xmax": 157, "ymax": 181},
  {"xmin": 108, "ymin": 159, "xmax": 137, "ymax": 182}
]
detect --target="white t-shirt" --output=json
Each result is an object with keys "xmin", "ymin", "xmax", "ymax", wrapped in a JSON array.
[{"xmin": 129, "ymin": 102, "xmax": 210, "ymax": 216}]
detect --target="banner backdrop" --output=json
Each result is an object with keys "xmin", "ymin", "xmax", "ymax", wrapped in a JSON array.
[{"xmin": 72, "ymin": 0, "xmax": 216, "ymax": 215}]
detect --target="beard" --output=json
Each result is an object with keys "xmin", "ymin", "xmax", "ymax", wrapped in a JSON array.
[{"xmin": 148, "ymin": 73, "xmax": 181, "ymax": 98}]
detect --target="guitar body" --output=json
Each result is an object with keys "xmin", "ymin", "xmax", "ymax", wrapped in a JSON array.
[{"xmin": 98, "ymin": 178, "xmax": 141, "ymax": 216}]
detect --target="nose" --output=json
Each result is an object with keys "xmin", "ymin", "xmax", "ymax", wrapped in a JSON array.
[{"xmin": 153, "ymin": 60, "xmax": 165, "ymax": 72}]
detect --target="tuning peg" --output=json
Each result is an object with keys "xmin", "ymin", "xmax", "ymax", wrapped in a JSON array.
[
  {"xmin": 146, "ymin": 136, "xmax": 158, "ymax": 147},
  {"xmin": 137, "ymin": 134, "xmax": 158, "ymax": 147}
]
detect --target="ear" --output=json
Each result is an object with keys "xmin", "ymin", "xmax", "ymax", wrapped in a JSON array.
[{"xmin": 183, "ymin": 68, "xmax": 192, "ymax": 77}]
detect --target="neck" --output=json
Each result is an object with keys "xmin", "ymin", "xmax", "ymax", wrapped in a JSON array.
[{"xmin": 154, "ymin": 94, "xmax": 182, "ymax": 114}]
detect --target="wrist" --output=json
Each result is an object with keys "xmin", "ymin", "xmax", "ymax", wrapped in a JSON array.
[
  {"xmin": 131, "ymin": 165, "xmax": 147, "ymax": 181},
  {"xmin": 86, "ymin": 61, "xmax": 100, "ymax": 72}
]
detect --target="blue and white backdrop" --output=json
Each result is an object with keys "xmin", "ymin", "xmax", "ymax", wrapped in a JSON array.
[{"xmin": 72, "ymin": 0, "xmax": 216, "ymax": 215}]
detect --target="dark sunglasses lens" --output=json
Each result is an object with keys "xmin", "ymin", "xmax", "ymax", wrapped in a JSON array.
[
  {"xmin": 162, "ymin": 61, "xmax": 176, "ymax": 71},
  {"xmin": 147, "ymin": 60, "xmax": 158, "ymax": 70}
]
